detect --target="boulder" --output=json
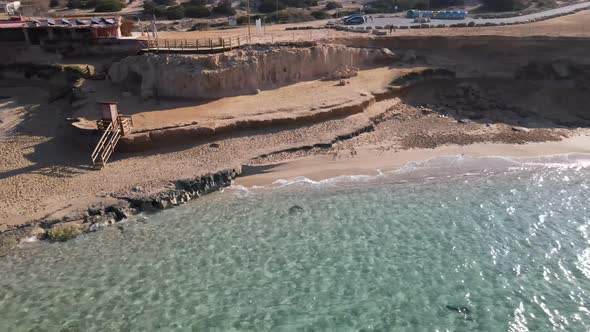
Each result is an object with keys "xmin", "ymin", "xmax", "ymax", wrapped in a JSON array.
[{"xmin": 288, "ymin": 205, "xmax": 304, "ymax": 214}]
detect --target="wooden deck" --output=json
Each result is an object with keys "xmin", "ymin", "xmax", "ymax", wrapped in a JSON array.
[{"xmin": 138, "ymin": 37, "xmax": 245, "ymax": 54}]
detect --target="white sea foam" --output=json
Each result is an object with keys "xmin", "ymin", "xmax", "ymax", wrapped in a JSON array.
[
  {"xmin": 21, "ymin": 236, "xmax": 38, "ymax": 243},
  {"xmin": 272, "ymin": 170, "xmax": 384, "ymax": 187},
  {"xmin": 230, "ymin": 153, "xmax": 590, "ymax": 192}
]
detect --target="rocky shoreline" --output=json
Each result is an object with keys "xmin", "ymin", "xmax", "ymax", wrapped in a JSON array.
[
  {"xmin": 0, "ymin": 116, "xmax": 381, "ymax": 256},
  {"xmin": 0, "ymin": 168, "xmax": 241, "ymax": 256}
]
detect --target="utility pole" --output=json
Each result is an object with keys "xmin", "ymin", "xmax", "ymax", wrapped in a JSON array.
[{"xmin": 247, "ymin": 0, "xmax": 251, "ymax": 42}]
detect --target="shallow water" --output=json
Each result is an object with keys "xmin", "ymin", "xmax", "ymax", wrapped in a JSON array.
[{"xmin": 2, "ymin": 155, "xmax": 590, "ymax": 331}]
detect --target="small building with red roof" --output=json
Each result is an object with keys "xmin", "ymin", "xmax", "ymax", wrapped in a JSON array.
[{"xmin": 0, "ymin": 16, "xmax": 121, "ymax": 45}]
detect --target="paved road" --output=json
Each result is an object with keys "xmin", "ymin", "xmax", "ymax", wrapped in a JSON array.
[{"xmin": 343, "ymin": 1, "xmax": 590, "ymax": 28}]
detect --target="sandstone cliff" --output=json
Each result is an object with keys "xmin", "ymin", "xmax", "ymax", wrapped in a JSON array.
[{"xmin": 108, "ymin": 43, "xmax": 396, "ymax": 99}]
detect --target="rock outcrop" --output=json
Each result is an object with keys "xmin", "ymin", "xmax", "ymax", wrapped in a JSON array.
[
  {"xmin": 0, "ymin": 168, "xmax": 241, "ymax": 256},
  {"xmin": 108, "ymin": 43, "xmax": 397, "ymax": 99}
]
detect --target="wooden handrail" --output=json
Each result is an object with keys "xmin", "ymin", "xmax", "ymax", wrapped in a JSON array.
[
  {"xmin": 91, "ymin": 121, "xmax": 114, "ymax": 163},
  {"xmin": 91, "ymin": 121, "xmax": 121, "ymax": 168}
]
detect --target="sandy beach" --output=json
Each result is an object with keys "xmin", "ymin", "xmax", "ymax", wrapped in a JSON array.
[{"xmin": 236, "ymin": 135, "xmax": 590, "ymax": 187}]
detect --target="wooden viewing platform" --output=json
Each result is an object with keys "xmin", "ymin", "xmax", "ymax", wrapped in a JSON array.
[{"xmin": 139, "ymin": 37, "xmax": 244, "ymax": 54}]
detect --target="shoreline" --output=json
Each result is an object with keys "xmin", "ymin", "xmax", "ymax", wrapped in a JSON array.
[
  {"xmin": 2, "ymin": 135, "xmax": 590, "ymax": 256},
  {"xmin": 236, "ymin": 135, "xmax": 590, "ymax": 187}
]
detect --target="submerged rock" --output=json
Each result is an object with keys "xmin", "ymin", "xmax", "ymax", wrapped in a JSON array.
[
  {"xmin": 128, "ymin": 168, "xmax": 241, "ymax": 211},
  {"xmin": 446, "ymin": 304, "xmax": 472, "ymax": 316},
  {"xmin": 288, "ymin": 205, "xmax": 304, "ymax": 214}
]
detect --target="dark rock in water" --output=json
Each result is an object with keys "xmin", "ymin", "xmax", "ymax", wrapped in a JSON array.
[
  {"xmin": 128, "ymin": 168, "xmax": 241, "ymax": 212},
  {"xmin": 288, "ymin": 205, "xmax": 304, "ymax": 214},
  {"xmin": 446, "ymin": 304, "xmax": 472, "ymax": 315},
  {"xmin": 0, "ymin": 168, "xmax": 243, "ymax": 256}
]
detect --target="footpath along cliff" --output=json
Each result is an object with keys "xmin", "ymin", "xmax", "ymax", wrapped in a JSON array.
[{"xmin": 108, "ymin": 42, "xmax": 396, "ymax": 99}]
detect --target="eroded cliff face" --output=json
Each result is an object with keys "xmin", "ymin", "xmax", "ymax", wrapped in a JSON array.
[{"xmin": 108, "ymin": 43, "xmax": 396, "ymax": 99}]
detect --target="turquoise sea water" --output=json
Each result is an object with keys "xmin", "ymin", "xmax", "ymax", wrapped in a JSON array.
[{"xmin": 2, "ymin": 155, "xmax": 590, "ymax": 331}]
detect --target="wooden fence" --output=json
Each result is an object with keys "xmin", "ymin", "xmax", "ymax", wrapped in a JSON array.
[{"xmin": 140, "ymin": 37, "xmax": 244, "ymax": 52}]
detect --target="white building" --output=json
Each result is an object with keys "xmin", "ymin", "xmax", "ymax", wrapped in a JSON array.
[{"xmin": 0, "ymin": 1, "xmax": 21, "ymax": 14}]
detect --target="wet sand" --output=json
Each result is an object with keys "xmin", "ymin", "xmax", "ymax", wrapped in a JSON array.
[{"xmin": 236, "ymin": 135, "xmax": 590, "ymax": 187}]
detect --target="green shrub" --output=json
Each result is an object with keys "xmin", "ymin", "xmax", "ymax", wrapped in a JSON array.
[
  {"xmin": 277, "ymin": 8, "xmax": 314, "ymax": 22},
  {"xmin": 50, "ymin": 0, "xmax": 60, "ymax": 7},
  {"xmin": 165, "ymin": 5, "xmax": 185, "ymax": 18},
  {"xmin": 258, "ymin": 0, "xmax": 285, "ymax": 13},
  {"xmin": 311, "ymin": 10, "xmax": 330, "ymax": 19},
  {"xmin": 480, "ymin": 0, "xmax": 524, "ymax": 11},
  {"xmin": 364, "ymin": 0, "xmax": 463, "ymax": 12},
  {"xmin": 183, "ymin": 4, "xmax": 210, "ymax": 17},
  {"xmin": 154, "ymin": 0, "xmax": 175, "ymax": 5},
  {"xmin": 66, "ymin": 0, "xmax": 105, "ymax": 8},
  {"xmin": 47, "ymin": 227, "xmax": 83, "ymax": 242},
  {"xmin": 189, "ymin": 22, "xmax": 210, "ymax": 30},
  {"xmin": 82, "ymin": 0, "xmax": 98, "ymax": 8},
  {"xmin": 258, "ymin": 0, "xmax": 318, "ymax": 12},
  {"xmin": 324, "ymin": 1, "xmax": 342, "ymax": 10},
  {"xmin": 213, "ymin": 0, "xmax": 236, "ymax": 15},
  {"xmin": 284, "ymin": 0, "xmax": 317, "ymax": 8},
  {"xmin": 144, "ymin": 1, "xmax": 167, "ymax": 16},
  {"xmin": 94, "ymin": 0, "xmax": 126, "ymax": 12},
  {"xmin": 66, "ymin": 0, "xmax": 82, "ymax": 8}
]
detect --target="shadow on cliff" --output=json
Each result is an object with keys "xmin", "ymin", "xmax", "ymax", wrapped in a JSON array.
[{"xmin": 396, "ymin": 76, "xmax": 590, "ymax": 129}]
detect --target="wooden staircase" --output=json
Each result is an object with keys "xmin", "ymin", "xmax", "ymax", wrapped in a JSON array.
[
  {"xmin": 91, "ymin": 121, "xmax": 121, "ymax": 169},
  {"xmin": 91, "ymin": 116, "xmax": 133, "ymax": 169}
]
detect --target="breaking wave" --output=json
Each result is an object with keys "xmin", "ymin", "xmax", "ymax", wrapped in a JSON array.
[{"xmin": 229, "ymin": 153, "xmax": 590, "ymax": 193}]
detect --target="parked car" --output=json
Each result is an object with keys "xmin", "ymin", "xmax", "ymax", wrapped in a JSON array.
[
  {"xmin": 434, "ymin": 10, "xmax": 468, "ymax": 19},
  {"xmin": 407, "ymin": 9, "xmax": 468, "ymax": 20},
  {"xmin": 344, "ymin": 15, "xmax": 366, "ymax": 25}
]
